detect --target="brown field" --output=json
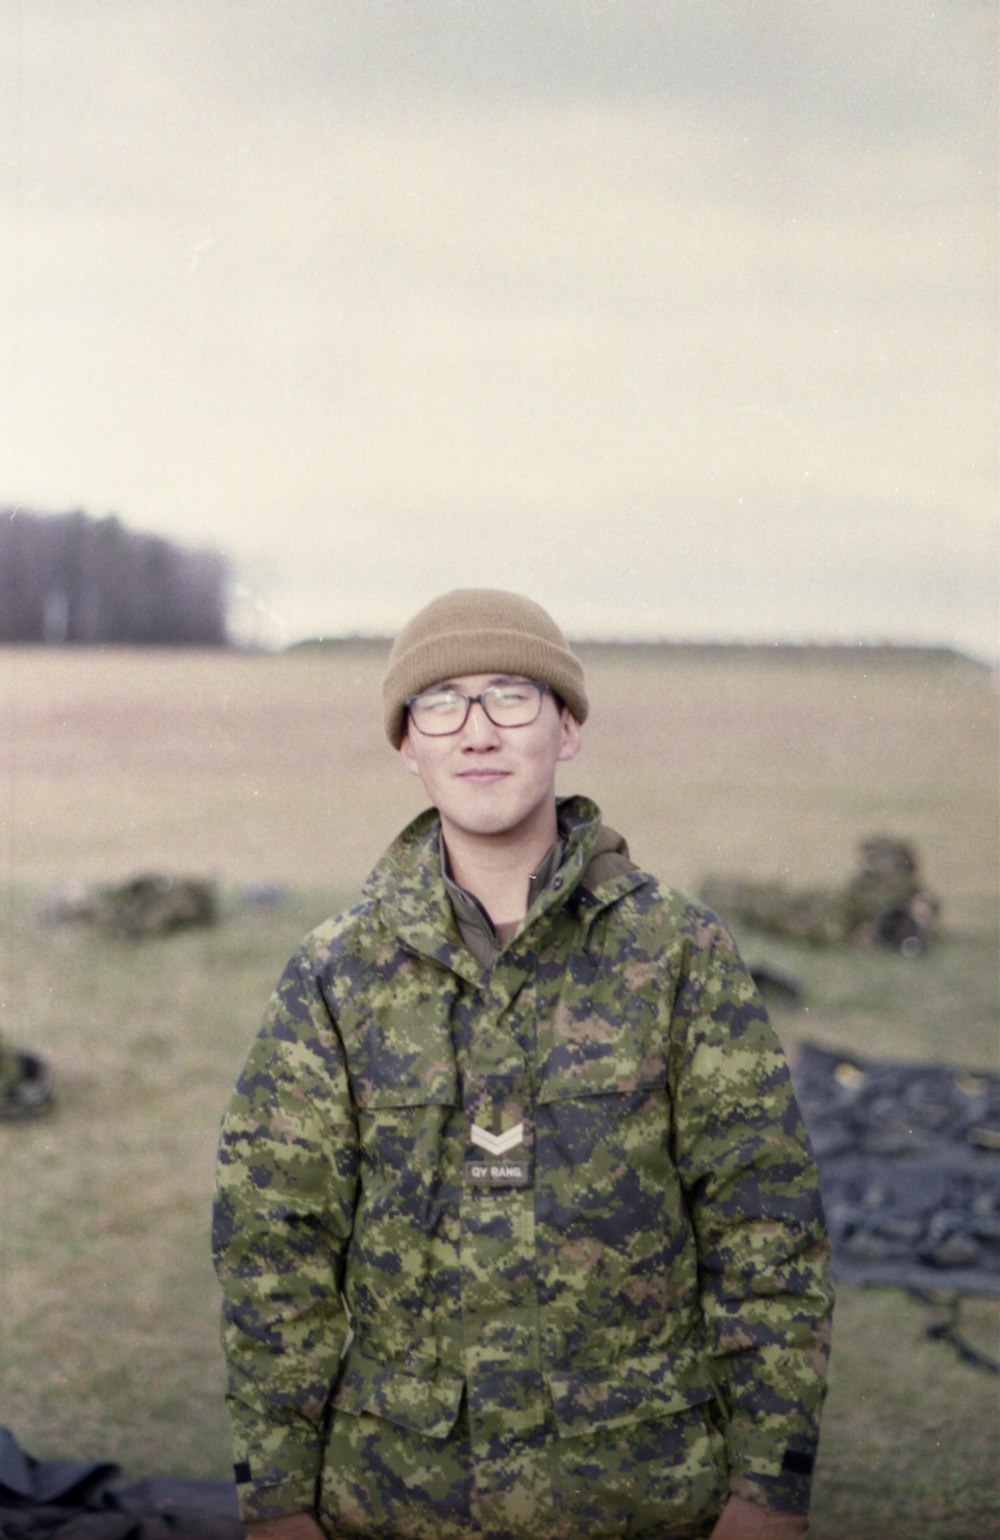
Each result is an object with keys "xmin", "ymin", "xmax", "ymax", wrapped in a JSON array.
[
  {"xmin": 4, "ymin": 641, "xmax": 996, "ymax": 908},
  {"xmin": 1, "ymin": 642, "xmax": 998, "ymax": 1539}
]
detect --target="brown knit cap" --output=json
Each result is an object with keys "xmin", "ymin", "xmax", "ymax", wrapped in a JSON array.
[{"xmin": 383, "ymin": 587, "xmax": 588, "ymax": 747}]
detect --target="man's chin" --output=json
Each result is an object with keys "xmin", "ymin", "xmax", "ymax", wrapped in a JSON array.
[
  {"xmin": 446, "ymin": 814, "xmax": 522, "ymax": 841},
  {"xmin": 440, "ymin": 802, "xmax": 537, "ymax": 843}
]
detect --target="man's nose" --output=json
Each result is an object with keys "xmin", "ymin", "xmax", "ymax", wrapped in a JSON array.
[{"xmin": 459, "ymin": 699, "xmax": 501, "ymax": 745}]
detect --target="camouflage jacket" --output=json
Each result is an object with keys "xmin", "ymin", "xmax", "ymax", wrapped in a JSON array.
[{"xmin": 213, "ymin": 797, "xmax": 832, "ymax": 1539}]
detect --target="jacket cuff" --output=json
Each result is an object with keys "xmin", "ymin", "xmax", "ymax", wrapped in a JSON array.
[
  {"xmin": 224, "ymin": 1357, "xmax": 340, "ymax": 1522},
  {"xmin": 235, "ymin": 1467, "xmax": 318, "ymax": 1524},
  {"xmin": 728, "ymin": 1451, "xmax": 815, "ymax": 1514}
]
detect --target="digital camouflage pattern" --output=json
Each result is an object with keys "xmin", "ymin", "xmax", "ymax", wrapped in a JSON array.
[{"xmin": 213, "ymin": 796, "xmax": 833, "ymax": 1539}]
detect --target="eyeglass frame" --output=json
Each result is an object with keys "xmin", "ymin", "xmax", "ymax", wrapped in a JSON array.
[{"xmin": 403, "ymin": 679, "xmax": 552, "ymax": 737}]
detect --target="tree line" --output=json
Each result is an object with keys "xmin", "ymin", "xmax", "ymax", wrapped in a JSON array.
[{"xmin": 0, "ymin": 508, "xmax": 229, "ymax": 645}]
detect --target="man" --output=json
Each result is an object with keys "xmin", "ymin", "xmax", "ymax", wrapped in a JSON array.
[{"xmin": 213, "ymin": 588, "xmax": 833, "ymax": 1540}]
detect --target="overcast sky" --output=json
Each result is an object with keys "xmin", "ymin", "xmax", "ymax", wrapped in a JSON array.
[{"xmin": 2, "ymin": 1, "xmax": 997, "ymax": 657}]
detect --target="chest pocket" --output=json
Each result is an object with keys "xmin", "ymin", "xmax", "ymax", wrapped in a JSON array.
[
  {"xmin": 341, "ymin": 993, "xmax": 461, "ymax": 1204},
  {"xmin": 536, "ymin": 940, "xmax": 668, "ymax": 1094},
  {"xmin": 534, "ymin": 946, "xmax": 671, "ymax": 1182},
  {"xmin": 340, "ymin": 965, "xmax": 460, "ymax": 1105}
]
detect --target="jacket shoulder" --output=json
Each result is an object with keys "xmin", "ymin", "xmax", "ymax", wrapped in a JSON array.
[
  {"xmin": 603, "ymin": 871, "xmax": 743, "ymax": 960},
  {"xmin": 295, "ymin": 894, "xmax": 385, "ymax": 973}
]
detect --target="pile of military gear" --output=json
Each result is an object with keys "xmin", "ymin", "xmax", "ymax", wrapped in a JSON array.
[
  {"xmin": 42, "ymin": 874, "xmax": 219, "ymax": 939},
  {"xmin": 0, "ymin": 1044, "xmax": 54, "ymax": 1122},
  {"xmin": 700, "ymin": 836, "xmax": 939, "ymax": 953},
  {"xmin": 794, "ymin": 1042, "xmax": 1000, "ymax": 1313}
]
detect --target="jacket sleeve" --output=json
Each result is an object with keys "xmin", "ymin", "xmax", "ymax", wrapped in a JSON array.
[
  {"xmin": 212, "ymin": 944, "xmax": 358, "ymax": 1521},
  {"xmin": 666, "ymin": 907, "xmax": 834, "ymax": 1514}
]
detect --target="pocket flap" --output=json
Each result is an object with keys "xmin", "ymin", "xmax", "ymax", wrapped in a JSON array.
[
  {"xmin": 353, "ymin": 1074, "xmax": 459, "ymax": 1110},
  {"xmin": 349, "ymin": 1049, "xmax": 458, "ymax": 1110},
  {"xmin": 332, "ymin": 1348, "xmax": 464, "ymax": 1440},
  {"xmin": 547, "ymin": 1349, "xmax": 714, "ymax": 1436}
]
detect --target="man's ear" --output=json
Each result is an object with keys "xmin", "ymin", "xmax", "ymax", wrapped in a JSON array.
[
  {"xmin": 399, "ymin": 729, "xmax": 422, "ymax": 778},
  {"xmin": 557, "ymin": 710, "xmax": 583, "ymax": 764}
]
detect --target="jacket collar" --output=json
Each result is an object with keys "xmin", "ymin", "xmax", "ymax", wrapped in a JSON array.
[{"xmin": 365, "ymin": 796, "xmax": 644, "ymax": 975}]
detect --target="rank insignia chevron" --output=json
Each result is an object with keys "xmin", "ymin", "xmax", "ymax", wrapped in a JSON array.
[{"xmin": 469, "ymin": 1122, "xmax": 525, "ymax": 1156}]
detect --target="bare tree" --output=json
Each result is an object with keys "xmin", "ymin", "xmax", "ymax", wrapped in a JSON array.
[{"xmin": 0, "ymin": 508, "xmax": 230, "ymax": 644}]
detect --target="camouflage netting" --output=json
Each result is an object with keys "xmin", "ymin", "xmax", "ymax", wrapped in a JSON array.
[
  {"xmin": 700, "ymin": 836, "xmax": 940, "ymax": 953},
  {"xmin": 42, "ymin": 875, "xmax": 219, "ymax": 940}
]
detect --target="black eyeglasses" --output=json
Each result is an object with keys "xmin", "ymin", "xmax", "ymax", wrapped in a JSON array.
[{"xmin": 404, "ymin": 680, "xmax": 549, "ymax": 737}]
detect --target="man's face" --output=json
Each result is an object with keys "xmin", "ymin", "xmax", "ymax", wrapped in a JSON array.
[{"xmin": 399, "ymin": 673, "xmax": 582, "ymax": 847}]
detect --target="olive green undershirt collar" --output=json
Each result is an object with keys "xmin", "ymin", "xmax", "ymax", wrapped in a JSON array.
[{"xmin": 441, "ymin": 833, "xmax": 565, "ymax": 972}]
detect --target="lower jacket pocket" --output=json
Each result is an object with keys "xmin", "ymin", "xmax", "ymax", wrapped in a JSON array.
[
  {"xmin": 331, "ymin": 1346, "xmax": 465, "ymax": 1440},
  {"xmin": 543, "ymin": 1349, "xmax": 729, "ymax": 1536},
  {"xmin": 546, "ymin": 1347, "xmax": 716, "ymax": 1437}
]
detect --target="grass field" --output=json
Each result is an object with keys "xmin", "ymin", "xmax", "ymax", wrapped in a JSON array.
[{"xmin": 1, "ymin": 642, "xmax": 998, "ymax": 1539}]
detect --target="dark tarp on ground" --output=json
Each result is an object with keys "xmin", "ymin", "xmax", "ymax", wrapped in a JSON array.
[
  {"xmin": 792, "ymin": 1042, "xmax": 1000, "ymax": 1297},
  {"xmin": 0, "ymin": 1427, "xmax": 243, "ymax": 1539}
]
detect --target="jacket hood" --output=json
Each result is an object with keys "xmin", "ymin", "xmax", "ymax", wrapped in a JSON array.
[{"xmin": 363, "ymin": 795, "xmax": 642, "ymax": 958}]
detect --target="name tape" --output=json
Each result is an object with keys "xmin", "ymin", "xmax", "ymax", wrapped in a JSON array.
[{"xmin": 464, "ymin": 1159, "xmax": 532, "ymax": 1188}]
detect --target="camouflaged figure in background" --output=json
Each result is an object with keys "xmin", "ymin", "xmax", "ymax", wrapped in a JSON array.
[{"xmin": 213, "ymin": 796, "xmax": 833, "ymax": 1540}]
